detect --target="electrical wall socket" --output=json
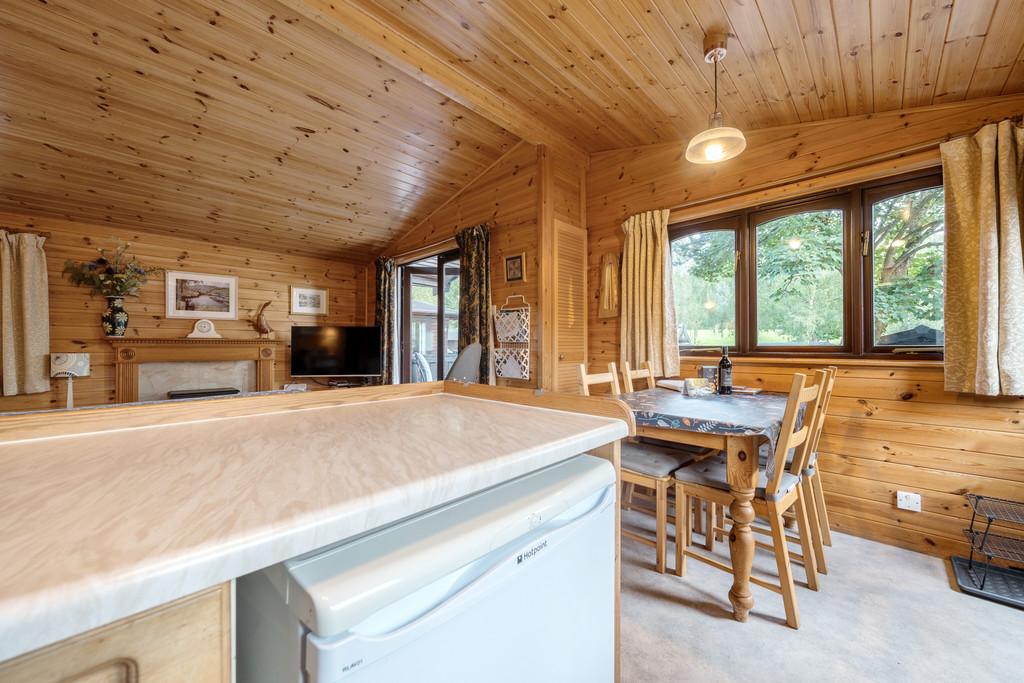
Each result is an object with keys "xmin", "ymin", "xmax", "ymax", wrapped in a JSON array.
[{"xmin": 896, "ymin": 491, "xmax": 922, "ymax": 512}]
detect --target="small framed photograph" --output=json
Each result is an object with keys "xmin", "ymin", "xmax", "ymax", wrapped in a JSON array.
[
  {"xmin": 504, "ymin": 253, "xmax": 526, "ymax": 283},
  {"xmin": 291, "ymin": 286, "xmax": 329, "ymax": 315},
  {"xmin": 165, "ymin": 271, "xmax": 238, "ymax": 320}
]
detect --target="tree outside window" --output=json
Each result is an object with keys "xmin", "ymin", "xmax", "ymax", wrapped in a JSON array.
[
  {"xmin": 668, "ymin": 172, "xmax": 944, "ymax": 356},
  {"xmin": 755, "ymin": 209, "xmax": 844, "ymax": 346},
  {"xmin": 871, "ymin": 187, "xmax": 944, "ymax": 346},
  {"xmin": 672, "ymin": 230, "xmax": 736, "ymax": 347}
]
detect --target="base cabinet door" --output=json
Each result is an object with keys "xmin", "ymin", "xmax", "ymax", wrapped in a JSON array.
[{"xmin": 0, "ymin": 584, "xmax": 231, "ymax": 683}]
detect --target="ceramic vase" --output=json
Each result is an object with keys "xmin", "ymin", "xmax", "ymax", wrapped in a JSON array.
[{"xmin": 103, "ymin": 296, "xmax": 129, "ymax": 337}]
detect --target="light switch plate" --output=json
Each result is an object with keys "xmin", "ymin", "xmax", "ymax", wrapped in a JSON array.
[{"xmin": 896, "ymin": 491, "xmax": 922, "ymax": 512}]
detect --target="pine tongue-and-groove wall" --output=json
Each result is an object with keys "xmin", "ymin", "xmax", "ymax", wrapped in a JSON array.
[
  {"xmin": 587, "ymin": 96, "xmax": 1024, "ymax": 559},
  {"xmin": 0, "ymin": 213, "xmax": 369, "ymax": 412},
  {"xmin": 380, "ymin": 141, "xmax": 586, "ymax": 389}
]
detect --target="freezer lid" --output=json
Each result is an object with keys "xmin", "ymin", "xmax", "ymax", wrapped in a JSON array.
[{"xmin": 262, "ymin": 454, "xmax": 615, "ymax": 638}]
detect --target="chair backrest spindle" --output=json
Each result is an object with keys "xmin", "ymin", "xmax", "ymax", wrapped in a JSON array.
[
  {"xmin": 620, "ymin": 361, "xmax": 656, "ymax": 392},
  {"xmin": 807, "ymin": 366, "xmax": 837, "ymax": 457}
]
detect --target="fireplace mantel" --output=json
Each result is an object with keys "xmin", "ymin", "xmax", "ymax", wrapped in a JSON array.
[{"xmin": 108, "ymin": 337, "xmax": 283, "ymax": 403}]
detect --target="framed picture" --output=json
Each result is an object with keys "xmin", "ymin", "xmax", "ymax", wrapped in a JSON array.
[
  {"xmin": 291, "ymin": 286, "xmax": 329, "ymax": 315},
  {"xmin": 165, "ymin": 270, "xmax": 238, "ymax": 320},
  {"xmin": 504, "ymin": 253, "xmax": 526, "ymax": 283}
]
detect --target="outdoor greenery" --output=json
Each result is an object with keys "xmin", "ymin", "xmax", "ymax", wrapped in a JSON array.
[
  {"xmin": 671, "ymin": 231, "xmax": 736, "ymax": 346},
  {"xmin": 672, "ymin": 186, "xmax": 945, "ymax": 348},
  {"xmin": 755, "ymin": 209, "xmax": 844, "ymax": 345},
  {"xmin": 671, "ymin": 210, "xmax": 845, "ymax": 346},
  {"xmin": 871, "ymin": 187, "xmax": 944, "ymax": 344},
  {"xmin": 63, "ymin": 243, "xmax": 157, "ymax": 297},
  {"xmin": 410, "ymin": 274, "xmax": 460, "ymax": 312}
]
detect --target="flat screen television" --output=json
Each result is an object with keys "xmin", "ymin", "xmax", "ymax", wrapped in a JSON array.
[{"xmin": 290, "ymin": 325, "xmax": 383, "ymax": 377}]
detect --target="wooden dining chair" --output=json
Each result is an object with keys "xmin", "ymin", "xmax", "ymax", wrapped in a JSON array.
[
  {"xmin": 749, "ymin": 365, "xmax": 837, "ymax": 574},
  {"xmin": 806, "ymin": 366, "xmax": 837, "ymax": 551},
  {"xmin": 798, "ymin": 365, "xmax": 837, "ymax": 570},
  {"xmin": 673, "ymin": 371, "xmax": 827, "ymax": 629},
  {"xmin": 576, "ymin": 363, "xmax": 708, "ymax": 573},
  {"xmin": 620, "ymin": 361, "xmax": 717, "ymax": 549}
]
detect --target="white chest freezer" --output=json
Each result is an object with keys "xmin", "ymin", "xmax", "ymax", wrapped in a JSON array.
[{"xmin": 237, "ymin": 454, "xmax": 617, "ymax": 683}]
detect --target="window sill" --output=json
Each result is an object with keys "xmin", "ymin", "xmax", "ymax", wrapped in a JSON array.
[{"xmin": 679, "ymin": 354, "xmax": 943, "ymax": 369}]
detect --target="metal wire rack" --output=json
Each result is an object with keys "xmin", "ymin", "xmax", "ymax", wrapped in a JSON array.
[
  {"xmin": 964, "ymin": 529, "xmax": 1024, "ymax": 564},
  {"xmin": 967, "ymin": 494, "xmax": 1024, "ymax": 525},
  {"xmin": 952, "ymin": 493, "xmax": 1024, "ymax": 610}
]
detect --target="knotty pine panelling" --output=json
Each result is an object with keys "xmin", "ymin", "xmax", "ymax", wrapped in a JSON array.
[
  {"xmin": 0, "ymin": 214, "xmax": 368, "ymax": 412},
  {"xmin": 383, "ymin": 143, "xmax": 585, "ymax": 389},
  {"xmin": 0, "ymin": 0, "xmax": 517, "ymax": 261},
  {"xmin": 327, "ymin": 0, "xmax": 1024, "ymax": 152},
  {"xmin": 679, "ymin": 358, "xmax": 1024, "ymax": 559},
  {"xmin": 394, "ymin": 140, "xmax": 542, "ymax": 386},
  {"xmin": 586, "ymin": 96, "xmax": 1024, "ymax": 372}
]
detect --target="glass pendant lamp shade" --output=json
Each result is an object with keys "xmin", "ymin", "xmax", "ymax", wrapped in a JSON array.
[{"xmin": 686, "ymin": 111, "xmax": 746, "ymax": 164}]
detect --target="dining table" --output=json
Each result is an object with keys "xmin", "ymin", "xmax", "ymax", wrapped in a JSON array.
[{"xmin": 616, "ymin": 386, "xmax": 795, "ymax": 623}]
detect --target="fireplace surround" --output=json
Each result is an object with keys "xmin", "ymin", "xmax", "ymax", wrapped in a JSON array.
[{"xmin": 108, "ymin": 338, "xmax": 283, "ymax": 403}]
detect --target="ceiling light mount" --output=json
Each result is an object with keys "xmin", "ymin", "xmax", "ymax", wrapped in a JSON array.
[
  {"xmin": 686, "ymin": 32, "xmax": 747, "ymax": 165},
  {"xmin": 703, "ymin": 32, "xmax": 728, "ymax": 63}
]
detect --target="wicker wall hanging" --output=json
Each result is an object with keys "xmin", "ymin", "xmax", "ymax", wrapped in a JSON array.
[{"xmin": 493, "ymin": 295, "xmax": 531, "ymax": 380}]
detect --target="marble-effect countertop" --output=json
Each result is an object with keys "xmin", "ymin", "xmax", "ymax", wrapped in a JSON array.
[{"xmin": 0, "ymin": 393, "xmax": 627, "ymax": 661}]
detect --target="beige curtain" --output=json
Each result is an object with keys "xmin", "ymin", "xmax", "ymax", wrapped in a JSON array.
[
  {"xmin": 941, "ymin": 119, "xmax": 1024, "ymax": 396},
  {"xmin": 620, "ymin": 209, "xmax": 679, "ymax": 379},
  {"xmin": 0, "ymin": 231, "xmax": 50, "ymax": 396}
]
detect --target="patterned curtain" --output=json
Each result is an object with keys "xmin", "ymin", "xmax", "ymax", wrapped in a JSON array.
[
  {"xmin": 0, "ymin": 231, "xmax": 50, "ymax": 395},
  {"xmin": 620, "ymin": 209, "xmax": 679, "ymax": 379},
  {"xmin": 455, "ymin": 224, "xmax": 491, "ymax": 383},
  {"xmin": 374, "ymin": 256, "xmax": 396, "ymax": 384},
  {"xmin": 941, "ymin": 119, "xmax": 1024, "ymax": 396}
]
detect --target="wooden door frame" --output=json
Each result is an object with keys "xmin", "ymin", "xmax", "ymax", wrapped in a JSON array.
[{"xmin": 398, "ymin": 249, "xmax": 460, "ymax": 383}]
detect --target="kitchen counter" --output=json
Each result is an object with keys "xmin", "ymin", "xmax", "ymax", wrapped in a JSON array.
[{"xmin": 0, "ymin": 388, "xmax": 629, "ymax": 662}]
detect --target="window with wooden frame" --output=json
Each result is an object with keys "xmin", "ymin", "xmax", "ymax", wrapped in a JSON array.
[{"xmin": 670, "ymin": 170, "xmax": 944, "ymax": 358}]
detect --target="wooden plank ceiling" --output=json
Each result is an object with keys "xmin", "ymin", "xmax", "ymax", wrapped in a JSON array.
[
  {"xmin": 344, "ymin": 0, "xmax": 1024, "ymax": 151},
  {"xmin": 2, "ymin": 0, "xmax": 1022, "ymax": 259},
  {"xmin": 0, "ymin": 0, "xmax": 517, "ymax": 260}
]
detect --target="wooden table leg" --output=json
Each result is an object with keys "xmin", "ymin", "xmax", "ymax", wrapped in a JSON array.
[{"xmin": 725, "ymin": 436, "xmax": 759, "ymax": 622}]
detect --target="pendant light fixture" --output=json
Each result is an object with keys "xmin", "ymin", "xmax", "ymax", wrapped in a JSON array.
[{"xmin": 686, "ymin": 33, "xmax": 746, "ymax": 164}]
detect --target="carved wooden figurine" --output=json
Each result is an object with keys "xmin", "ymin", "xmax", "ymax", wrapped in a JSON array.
[{"xmin": 251, "ymin": 301, "xmax": 274, "ymax": 338}]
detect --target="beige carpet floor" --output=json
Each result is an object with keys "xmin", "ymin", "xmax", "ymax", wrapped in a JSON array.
[{"xmin": 620, "ymin": 508, "xmax": 1024, "ymax": 683}]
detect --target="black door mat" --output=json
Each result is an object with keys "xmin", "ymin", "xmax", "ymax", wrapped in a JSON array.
[{"xmin": 951, "ymin": 556, "xmax": 1024, "ymax": 610}]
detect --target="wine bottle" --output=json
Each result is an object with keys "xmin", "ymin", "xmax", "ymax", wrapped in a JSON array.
[{"xmin": 718, "ymin": 346, "xmax": 733, "ymax": 395}]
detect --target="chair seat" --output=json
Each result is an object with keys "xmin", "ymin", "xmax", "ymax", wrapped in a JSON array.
[
  {"xmin": 621, "ymin": 441, "xmax": 704, "ymax": 478},
  {"xmin": 674, "ymin": 454, "xmax": 801, "ymax": 502}
]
